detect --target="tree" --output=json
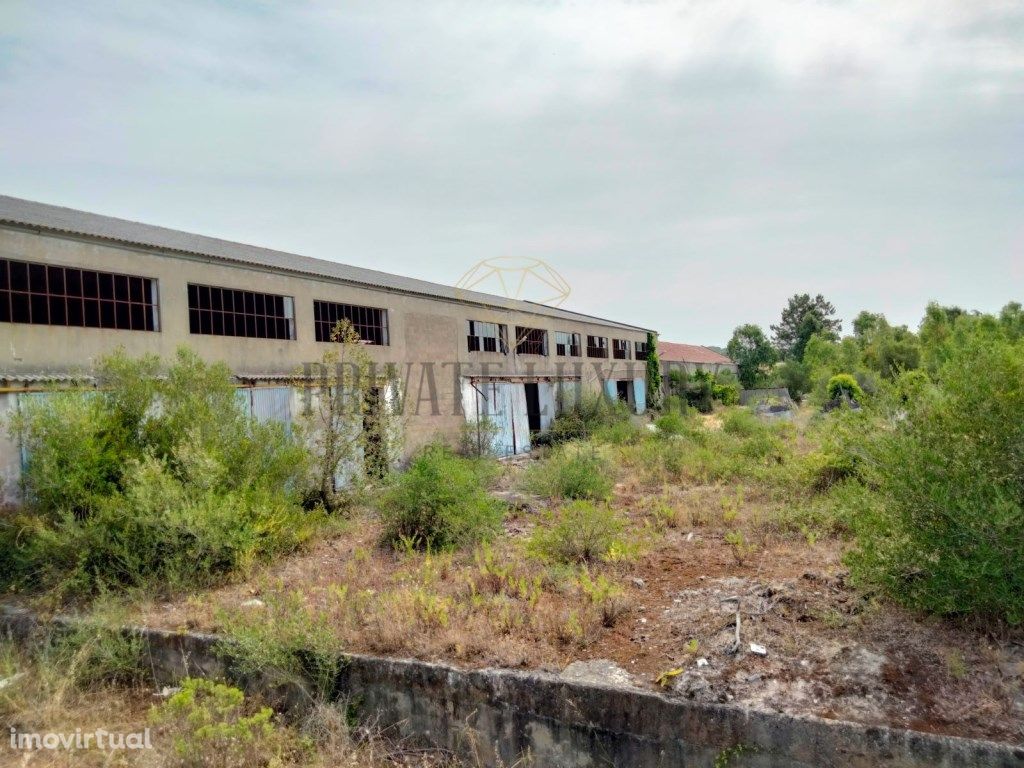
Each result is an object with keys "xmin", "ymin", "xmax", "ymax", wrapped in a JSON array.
[
  {"xmin": 771, "ymin": 294, "xmax": 841, "ymax": 361},
  {"xmin": 726, "ymin": 324, "xmax": 776, "ymax": 389},
  {"xmin": 645, "ymin": 331, "xmax": 663, "ymax": 410},
  {"xmin": 300, "ymin": 319, "xmax": 401, "ymax": 512}
]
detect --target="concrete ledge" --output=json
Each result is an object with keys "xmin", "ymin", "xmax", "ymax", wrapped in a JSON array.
[{"xmin": 2, "ymin": 607, "xmax": 1021, "ymax": 767}]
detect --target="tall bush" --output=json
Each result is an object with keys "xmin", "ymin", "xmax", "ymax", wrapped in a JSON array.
[
  {"xmin": 846, "ymin": 335, "xmax": 1024, "ymax": 624},
  {"xmin": 379, "ymin": 443, "xmax": 503, "ymax": 549},
  {"xmin": 3, "ymin": 347, "xmax": 316, "ymax": 597}
]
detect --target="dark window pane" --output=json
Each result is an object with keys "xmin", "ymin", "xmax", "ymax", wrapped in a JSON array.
[
  {"xmin": 114, "ymin": 274, "xmax": 129, "ymax": 300},
  {"xmin": 210, "ymin": 288, "xmax": 222, "ymax": 311},
  {"xmin": 82, "ymin": 271, "xmax": 98, "ymax": 298},
  {"xmin": 48, "ymin": 295, "xmax": 66, "ymax": 325},
  {"xmin": 11, "ymin": 292, "xmax": 30, "ymax": 322},
  {"xmin": 83, "ymin": 299, "xmax": 100, "ymax": 327},
  {"xmin": 98, "ymin": 272, "xmax": 114, "ymax": 300},
  {"xmin": 65, "ymin": 269, "xmax": 82, "ymax": 297},
  {"xmin": 189, "ymin": 308, "xmax": 201, "ymax": 333},
  {"xmin": 9, "ymin": 261, "xmax": 28, "ymax": 292},
  {"xmin": 0, "ymin": 291, "xmax": 9, "ymax": 323},
  {"xmin": 115, "ymin": 301, "xmax": 130, "ymax": 329},
  {"xmin": 100, "ymin": 300, "xmax": 116, "ymax": 328},
  {"xmin": 0, "ymin": 261, "xmax": 8, "ymax": 290},
  {"xmin": 129, "ymin": 277, "xmax": 144, "ymax": 303},
  {"xmin": 47, "ymin": 266, "xmax": 65, "ymax": 295},
  {"xmin": 188, "ymin": 284, "xmax": 199, "ymax": 307},
  {"xmin": 211, "ymin": 310, "xmax": 223, "ymax": 336},
  {"xmin": 130, "ymin": 303, "xmax": 145, "ymax": 330},
  {"xmin": 30, "ymin": 293, "xmax": 48, "ymax": 323},
  {"xmin": 200, "ymin": 310, "xmax": 211, "ymax": 335},
  {"xmin": 29, "ymin": 263, "xmax": 47, "ymax": 293},
  {"xmin": 67, "ymin": 298, "xmax": 83, "ymax": 326}
]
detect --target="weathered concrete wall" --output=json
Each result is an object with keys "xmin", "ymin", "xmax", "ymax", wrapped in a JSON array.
[
  {"xmin": 2, "ymin": 608, "xmax": 1019, "ymax": 768},
  {"xmin": 0, "ymin": 224, "xmax": 649, "ymax": 465}
]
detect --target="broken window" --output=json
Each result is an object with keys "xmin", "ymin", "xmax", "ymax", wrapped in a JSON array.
[
  {"xmin": 315, "ymin": 300, "xmax": 389, "ymax": 345},
  {"xmin": 515, "ymin": 326, "xmax": 548, "ymax": 356},
  {"xmin": 554, "ymin": 331, "xmax": 581, "ymax": 357},
  {"xmin": 0, "ymin": 257, "xmax": 158, "ymax": 331},
  {"xmin": 634, "ymin": 340, "xmax": 649, "ymax": 360},
  {"xmin": 586, "ymin": 335, "xmax": 608, "ymax": 358},
  {"xmin": 613, "ymin": 338, "xmax": 631, "ymax": 360},
  {"xmin": 467, "ymin": 320, "xmax": 508, "ymax": 353},
  {"xmin": 188, "ymin": 283, "xmax": 295, "ymax": 340}
]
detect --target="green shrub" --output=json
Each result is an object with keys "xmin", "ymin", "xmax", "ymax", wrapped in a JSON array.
[
  {"xmin": 216, "ymin": 590, "xmax": 343, "ymax": 700},
  {"xmin": 826, "ymin": 373, "xmax": 864, "ymax": 403},
  {"xmin": 539, "ymin": 393, "xmax": 630, "ymax": 446},
  {"xmin": 521, "ymin": 445, "xmax": 614, "ymax": 500},
  {"xmin": 150, "ymin": 678, "xmax": 303, "ymax": 768},
  {"xmin": 712, "ymin": 370, "xmax": 741, "ymax": 405},
  {"xmin": 527, "ymin": 501, "xmax": 626, "ymax": 564},
  {"xmin": 846, "ymin": 336, "xmax": 1024, "ymax": 624},
  {"xmin": 458, "ymin": 416, "xmax": 502, "ymax": 458},
  {"xmin": 654, "ymin": 412, "xmax": 687, "ymax": 436},
  {"xmin": 5, "ymin": 459, "xmax": 322, "ymax": 596},
  {"xmin": 685, "ymin": 371, "xmax": 715, "ymax": 413},
  {"xmin": 379, "ymin": 443, "xmax": 503, "ymax": 549},
  {"xmin": 2, "ymin": 348, "xmax": 316, "ymax": 598},
  {"xmin": 721, "ymin": 407, "xmax": 762, "ymax": 438}
]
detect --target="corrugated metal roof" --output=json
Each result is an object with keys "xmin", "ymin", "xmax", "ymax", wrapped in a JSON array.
[
  {"xmin": 658, "ymin": 341, "xmax": 735, "ymax": 365},
  {"xmin": 0, "ymin": 194, "xmax": 651, "ymax": 333}
]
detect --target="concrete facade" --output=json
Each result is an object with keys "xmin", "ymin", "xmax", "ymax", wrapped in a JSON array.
[{"xmin": 0, "ymin": 197, "xmax": 653, "ymax": 489}]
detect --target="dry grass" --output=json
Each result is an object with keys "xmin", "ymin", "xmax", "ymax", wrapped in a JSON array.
[{"xmin": 8, "ymin": 405, "xmax": 1022, "ymax": 745}]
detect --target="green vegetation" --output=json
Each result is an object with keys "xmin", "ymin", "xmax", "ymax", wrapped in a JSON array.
[
  {"xmin": 846, "ymin": 332, "xmax": 1024, "ymax": 624},
  {"xmin": 726, "ymin": 323, "xmax": 777, "ymax": 389},
  {"xmin": 2, "ymin": 348, "xmax": 319, "ymax": 598},
  {"xmin": 826, "ymin": 373, "xmax": 864, "ymax": 403},
  {"xmin": 150, "ymin": 678, "xmax": 304, "ymax": 768},
  {"xmin": 646, "ymin": 331, "xmax": 663, "ymax": 409},
  {"xmin": 378, "ymin": 443, "xmax": 503, "ymax": 550},
  {"xmin": 527, "ymin": 500, "xmax": 627, "ymax": 564},
  {"xmin": 521, "ymin": 444, "xmax": 614, "ymax": 500}
]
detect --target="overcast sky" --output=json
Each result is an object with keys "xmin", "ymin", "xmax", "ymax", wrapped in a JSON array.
[{"xmin": 2, "ymin": 1, "xmax": 1022, "ymax": 345}]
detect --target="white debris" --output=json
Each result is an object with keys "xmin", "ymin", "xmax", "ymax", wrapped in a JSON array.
[
  {"xmin": 749, "ymin": 643, "xmax": 768, "ymax": 656},
  {"xmin": 153, "ymin": 685, "xmax": 181, "ymax": 698},
  {"xmin": 0, "ymin": 672, "xmax": 26, "ymax": 690},
  {"xmin": 240, "ymin": 598, "xmax": 265, "ymax": 609},
  {"xmin": 645, "ymin": 423, "xmax": 658, "ymax": 432},
  {"xmin": 696, "ymin": 658, "xmax": 709, "ymax": 668}
]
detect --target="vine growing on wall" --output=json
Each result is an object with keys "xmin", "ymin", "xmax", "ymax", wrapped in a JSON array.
[{"xmin": 646, "ymin": 331, "xmax": 663, "ymax": 410}]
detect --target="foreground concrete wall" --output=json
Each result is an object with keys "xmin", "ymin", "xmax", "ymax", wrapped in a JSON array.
[{"xmin": 3, "ymin": 609, "xmax": 1018, "ymax": 768}]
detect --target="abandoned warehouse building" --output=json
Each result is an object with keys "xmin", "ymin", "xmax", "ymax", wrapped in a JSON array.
[{"xmin": 0, "ymin": 195, "xmax": 654, "ymax": 499}]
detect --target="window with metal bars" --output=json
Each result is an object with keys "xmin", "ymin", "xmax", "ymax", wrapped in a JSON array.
[
  {"xmin": 634, "ymin": 340, "xmax": 649, "ymax": 360},
  {"xmin": 188, "ymin": 283, "xmax": 295, "ymax": 340},
  {"xmin": 515, "ymin": 326, "xmax": 547, "ymax": 355},
  {"xmin": 314, "ymin": 300, "xmax": 389, "ymax": 345},
  {"xmin": 613, "ymin": 338, "xmax": 631, "ymax": 359},
  {"xmin": 554, "ymin": 331, "xmax": 581, "ymax": 356},
  {"xmin": 586, "ymin": 335, "xmax": 609, "ymax": 358},
  {"xmin": 0, "ymin": 257, "xmax": 158, "ymax": 331},
  {"xmin": 467, "ymin": 320, "xmax": 508, "ymax": 353}
]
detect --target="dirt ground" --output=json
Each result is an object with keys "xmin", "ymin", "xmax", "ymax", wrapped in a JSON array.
[{"xmin": 129, "ymin": 474, "xmax": 1024, "ymax": 746}]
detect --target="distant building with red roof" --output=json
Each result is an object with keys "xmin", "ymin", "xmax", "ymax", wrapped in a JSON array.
[{"xmin": 657, "ymin": 341, "xmax": 738, "ymax": 376}]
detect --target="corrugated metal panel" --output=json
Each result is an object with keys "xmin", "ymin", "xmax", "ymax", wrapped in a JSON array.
[
  {"xmin": 250, "ymin": 387, "xmax": 292, "ymax": 426},
  {"xmin": 538, "ymin": 382, "xmax": 556, "ymax": 431},
  {"xmin": 605, "ymin": 379, "xmax": 617, "ymax": 401},
  {"xmin": 633, "ymin": 378, "xmax": 647, "ymax": 414}
]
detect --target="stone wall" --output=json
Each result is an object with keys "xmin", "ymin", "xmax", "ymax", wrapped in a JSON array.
[{"xmin": 2, "ymin": 608, "xmax": 1020, "ymax": 768}]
